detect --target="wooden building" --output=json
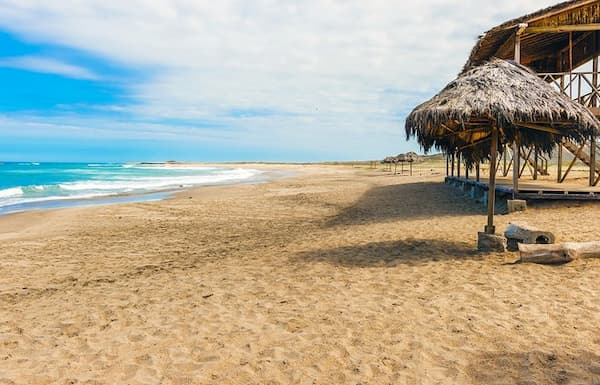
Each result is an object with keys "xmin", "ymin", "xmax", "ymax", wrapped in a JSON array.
[{"xmin": 464, "ymin": 0, "xmax": 600, "ymax": 190}]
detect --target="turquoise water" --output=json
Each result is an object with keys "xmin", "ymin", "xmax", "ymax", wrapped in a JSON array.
[{"xmin": 0, "ymin": 162, "xmax": 261, "ymax": 214}]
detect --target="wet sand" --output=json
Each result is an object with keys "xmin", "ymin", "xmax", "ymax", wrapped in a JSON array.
[{"xmin": 0, "ymin": 163, "xmax": 598, "ymax": 384}]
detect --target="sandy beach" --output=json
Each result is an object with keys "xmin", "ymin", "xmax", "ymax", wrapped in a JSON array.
[{"xmin": 0, "ymin": 163, "xmax": 599, "ymax": 384}]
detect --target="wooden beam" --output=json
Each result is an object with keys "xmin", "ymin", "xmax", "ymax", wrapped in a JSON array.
[
  {"xmin": 560, "ymin": 142, "xmax": 585, "ymax": 183},
  {"xmin": 526, "ymin": 24, "xmax": 600, "ymax": 33},
  {"xmin": 516, "ymin": 122, "xmax": 562, "ymax": 134},
  {"xmin": 519, "ymin": 147, "xmax": 533, "ymax": 177}
]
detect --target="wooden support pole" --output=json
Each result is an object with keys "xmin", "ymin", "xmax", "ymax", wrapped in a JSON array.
[
  {"xmin": 476, "ymin": 162, "xmax": 480, "ymax": 182},
  {"xmin": 593, "ymin": 55, "xmax": 599, "ymax": 107},
  {"xmin": 465, "ymin": 163, "xmax": 469, "ymax": 179},
  {"xmin": 590, "ymin": 135, "xmax": 596, "ymax": 186},
  {"xmin": 591, "ymin": 56, "xmax": 598, "ymax": 186},
  {"xmin": 533, "ymin": 145, "xmax": 538, "ymax": 180},
  {"xmin": 513, "ymin": 140, "xmax": 519, "ymax": 199},
  {"xmin": 446, "ymin": 154, "xmax": 449, "ymax": 176},
  {"xmin": 409, "ymin": 161, "xmax": 413, "ymax": 176},
  {"xmin": 503, "ymin": 144, "xmax": 508, "ymax": 175},
  {"xmin": 451, "ymin": 152, "xmax": 455, "ymax": 177},
  {"xmin": 485, "ymin": 127, "xmax": 498, "ymax": 235},
  {"xmin": 569, "ymin": 31, "xmax": 573, "ymax": 99},
  {"xmin": 457, "ymin": 153, "xmax": 461, "ymax": 178},
  {"xmin": 513, "ymin": 32, "xmax": 522, "ymax": 200},
  {"xmin": 557, "ymin": 142, "xmax": 563, "ymax": 183}
]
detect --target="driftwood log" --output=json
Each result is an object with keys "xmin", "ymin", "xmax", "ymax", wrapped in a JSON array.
[{"xmin": 518, "ymin": 241, "xmax": 600, "ymax": 264}]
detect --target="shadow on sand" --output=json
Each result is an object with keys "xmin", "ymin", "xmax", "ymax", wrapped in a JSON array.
[
  {"xmin": 324, "ymin": 181, "xmax": 483, "ymax": 227},
  {"xmin": 466, "ymin": 350, "xmax": 600, "ymax": 385},
  {"xmin": 293, "ymin": 238, "xmax": 479, "ymax": 267}
]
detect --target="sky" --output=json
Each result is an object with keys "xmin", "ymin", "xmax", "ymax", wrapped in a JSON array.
[{"xmin": 0, "ymin": 0, "xmax": 558, "ymax": 162}]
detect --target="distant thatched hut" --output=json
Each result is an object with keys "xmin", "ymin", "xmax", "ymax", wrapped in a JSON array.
[{"xmin": 405, "ymin": 58, "xmax": 600, "ymax": 235}]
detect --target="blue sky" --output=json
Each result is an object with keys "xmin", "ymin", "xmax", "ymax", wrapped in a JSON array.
[{"xmin": 0, "ymin": 0, "xmax": 556, "ymax": 162}]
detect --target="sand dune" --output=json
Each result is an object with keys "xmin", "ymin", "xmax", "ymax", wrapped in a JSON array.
[{"xmin": 0, "ymin": 164, "xmax": 598, "ymax": 384}]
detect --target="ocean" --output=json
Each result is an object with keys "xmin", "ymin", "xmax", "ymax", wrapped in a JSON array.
[{"xmin": 0, "ymin": 162, "xmax": 262, "ymax": 214}]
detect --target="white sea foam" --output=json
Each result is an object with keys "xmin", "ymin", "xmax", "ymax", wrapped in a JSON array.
[
  {"xmin": 0, "ymin": 168, "xmax": 262, "ymax": 210},
  {"xmin": 59, "ymin": 168, "xmax": 259, "ymax": 192},
  {"xmin": 0, "ymin": 187, "xmax": 23, "ymax": 198}
]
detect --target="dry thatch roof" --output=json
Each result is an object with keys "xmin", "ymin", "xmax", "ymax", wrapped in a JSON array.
[
  {"xmin": 405, "ymin": 58, "xmax": 600, "ymax": 164},
  {"xmin": 465, "ymin": 0, "xmax": 600, "ymax": 72}
]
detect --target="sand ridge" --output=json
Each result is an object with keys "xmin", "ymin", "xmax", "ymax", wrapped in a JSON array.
[{"xmin": 0, "ymin": 163, "xmax": 598, "ymax": 384}]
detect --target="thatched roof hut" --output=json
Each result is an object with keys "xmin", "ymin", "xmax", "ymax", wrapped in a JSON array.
[
  {"xmin": 405, "ymin": 58, "xmax": 600, "ymax": 235},
  {"xmin": 406, "ymin": 58, "xmax": 599, "ymax": 165}
]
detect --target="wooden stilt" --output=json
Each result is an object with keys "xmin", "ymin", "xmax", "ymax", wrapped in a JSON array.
[
  {"xmin": 446, "ymin": 154, "xmax": 449, "ymax": 176},
  {"xmin": 533, "ymin": 145, "xmax": 538, "ymax": 180},
  {"xmin": 557, "ymin": 142, "xmax": 563, "ymax": 183},
  {"xmin": 513, "ymin": 28, "xmax": 522, "ymax": 200},
  {"xmin": 451, "ymin": 153, "xmax": 455, "ymax": 177},
  {"xmin": 512, "ymin": 140, "xmax": 519, "ymax": 199},
  {"xmin": 590, "ymin": 136, "xmax": 596, "ymax": 186},
  {"xmin": 409, "ymin": 161, "xmax": 412, "ymax": 176},
  {"xmin": 485, "ymin": 127, "xmax": 499, "ymax": 235},
  {"xmin": 457, "ymin": 153, "xmax": 461, "ymax": 178},
  {"xmin": 476, "ymin": 163, "xmax": 480, "ymax": 182},
  {"xmin": 503, "ymin": 144, "xmax": 508, "ymax": 175}
]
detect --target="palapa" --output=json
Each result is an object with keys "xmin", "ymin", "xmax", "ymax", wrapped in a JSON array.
[{"xmin": 405, "ymin": 58, "xmax": 600, "ymax": 235}]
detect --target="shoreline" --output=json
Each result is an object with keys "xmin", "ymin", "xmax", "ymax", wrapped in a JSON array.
[{"xmin": 0, "ymin": 163, "xmax": 298, "ymax": 217}]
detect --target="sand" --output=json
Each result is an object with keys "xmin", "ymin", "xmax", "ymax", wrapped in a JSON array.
[{"xmin": 0, "ymin": 163, "xmax": 598, "ymax": 385}]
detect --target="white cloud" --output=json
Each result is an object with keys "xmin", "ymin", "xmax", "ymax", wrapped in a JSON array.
[
  {"xmin": 0, "ymin": 0, "xmax": 559, "ymax": 158},
  {"xmin": 0, "ymin": 55, "xmax": 99, "ymax": 80}
]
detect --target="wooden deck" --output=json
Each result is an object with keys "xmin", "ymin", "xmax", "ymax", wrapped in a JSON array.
[{"xmin": 446, "ymin": 176, "xmax": 600, "ymax": 201}]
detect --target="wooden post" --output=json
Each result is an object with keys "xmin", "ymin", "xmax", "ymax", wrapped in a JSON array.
[
  {"xmin": 451, "ymin": 152, "xmax": 455, "ymax": 176},
  {"xmin": 513, "ymin": 29, "xmax": 523, "ymax": 200},
  {"xmin": 465, "ymin": 163, "xmax": 469, "ymax": 179},
  {"xmin": 557, "ymin": 142, "xmax": 563, "ymax": 183},
  {"xmin": 446, "ymin": 154, "xmax": 449, "ymax": 176},
  {"xmin": 409, "ymin": 161, "xmax": 413, "ymax": 176},
  {"xmin": 533, "ymin": 145, "xmax": 538, "ymax": 180},
  {"xmin": 593, "ymin": 55, "xmax": 599, "ymax": 107},
  {"xmin": 486, "ymin": 127, "xmax": 499, "ymax": 235},
  {"xmin": 590, "ymin": 135, "xmax": 596, "ymax": 186},
  {"xmin": 457, "ymin": 153, "xmax": 461, "ymax": 178},
  {"xmin": 401, "ymin": 161, "xmax": 404, "ymax": 175},
  {"xmin": 476, "ymin": 163, "xmax": 480, "ymax": 182},
  {"xmin": 591, "ymin": 56, "xmax": 598, "ymax": 186},
  {"xmin": 503, "ymin": 144, "xmax": 508, "ymax": 175},
  {"xmin": 512, "ymin": 138, "xmax": 519, "ymax": 199},
  {"xmin": 569, "ymin": 31, "xmax": 573, "ymax": 99}
]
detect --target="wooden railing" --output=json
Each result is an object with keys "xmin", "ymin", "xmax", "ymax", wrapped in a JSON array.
[
  {"xmin": 539, "ymin": 71, "xmax": 600, "ymax": 185},
  {"xmin": 538, "ymin": 72, "xmax": 600, "ymax": 108}
]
